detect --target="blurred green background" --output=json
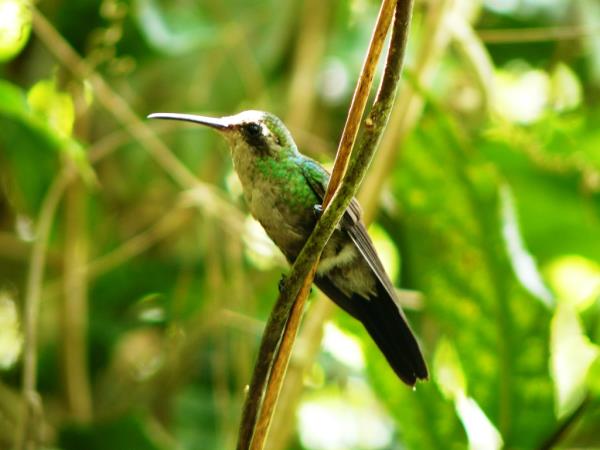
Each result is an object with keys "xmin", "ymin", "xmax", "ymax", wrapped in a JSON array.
[{"xmin": 1, "ymin": 0, "xmax": 600, "ymax": 449}]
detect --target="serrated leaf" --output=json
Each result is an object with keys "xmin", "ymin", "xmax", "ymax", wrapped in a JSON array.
[{"xmin": 389, "ymin": 115, "xmax": 556, "ymax": 448}]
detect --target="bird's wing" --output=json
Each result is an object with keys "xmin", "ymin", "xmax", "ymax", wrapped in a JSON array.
[
  {"xmin": 299, "ymin": 158, "xmax": 398, "ymax": 304},
  {"xmin": 300, "ymin": 158, "xmax": 428, "ymax": 385}
]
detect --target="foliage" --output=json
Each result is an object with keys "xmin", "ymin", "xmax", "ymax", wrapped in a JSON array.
[{"xmin": 1, "ymin": 0, "xmax": 600, "ymax": 449}]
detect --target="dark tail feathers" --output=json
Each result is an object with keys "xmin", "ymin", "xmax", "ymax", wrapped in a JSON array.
[
  {"xmin": 356, "ymin": 283, "xmax": 428, "ymax": 385},
  {"xmin": 315, "ymin": 277, "xmax": 428, "ymax": 386}
]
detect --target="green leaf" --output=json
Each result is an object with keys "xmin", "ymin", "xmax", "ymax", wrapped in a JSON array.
[
  {"xmin": 387, "ymin": 114, "xmax": 556, "ymax": 448},
  {"xmin": 550, "ymin": 302, "xmax": 599, "ymax": 418},
  {"xmin": 433, "ymin": 337, "xmax": 467, "ymax": 400},
  {"xmin": 366, "ymin": 344, "xmax": 467, "ymax": 450},
  {"xmin": 433, "ymin": 338, "xmax": 504, "ymax": 450},
  {"xmin": 482, "ymin": 112, "xmax": 600, "ymax": 266},
  {"xmin": 545, "ymin": 255, "xmax": 600, "ymax": 311},
  {"xmin": 0, "ymin": 78, "xmax": 28, "ymax": 115},
  {"xmin": 0, "ymin": 78, "xmax": 95, "ymax": 212},
  {"xmin": 27, "ymin": 77, "xmax": 75, "ymax": 139}
]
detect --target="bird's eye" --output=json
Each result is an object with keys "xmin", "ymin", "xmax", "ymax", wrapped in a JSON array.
[{"xmin": 245, "ymin": 123, "xmax": 262, "ymax": 137}]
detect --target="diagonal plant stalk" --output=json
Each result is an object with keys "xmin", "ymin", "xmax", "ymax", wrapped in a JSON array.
[
  {"xmin": 267, "ymin": 3, "xmax": 452, "ymax": 446},
  {"xmin": 61, "ymin": 180, "xmax": 93, "ymax": 423},
  {"xmin": 31, "ymin": 9, "xmax": 238, "ymax": 217},
  {"xmin": 359, "ymin": 0, "xmax": 460, "ymax": 221},
  {"xmin": 253, "ymin": 2, "xmax": 416, "ymax": 447},
  {"xmin": 236, "ymin": 1, "xmax": 415, "ymax": 449},
  {"xmin": 15, "ymin": 170, "xmax": 73, "ymax": 450}
]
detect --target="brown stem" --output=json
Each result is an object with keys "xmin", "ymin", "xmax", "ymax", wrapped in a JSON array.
[
  {"xmin": 61, "ymin": 180, "xmax": 93, "ymax": 422},
  {"xmin": 85, "ymin": 203, "xmax": 194, "ymax": 279},
  {"xmin": 358, "ymin": 0, "xmax": 456, "ymax": 222},
  {"xmin": 321, "ymin": 0, "xmax": 398, "ymax": 207},
  {"xmin": 264, "ymin": 295, "xmax": 333, "ymax": 450},
  {"xmin": 247, "ymin": 268, "xmax": 315, "ymax": 450},
  {"xmin": 236, "ymin": 1, "xmax": 414, "ymax": 449}
]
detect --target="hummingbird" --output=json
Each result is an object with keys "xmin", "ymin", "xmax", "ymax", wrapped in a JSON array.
[{"xmin": 148, "ymin": 110, "xmax": 428, "ymax": 386}]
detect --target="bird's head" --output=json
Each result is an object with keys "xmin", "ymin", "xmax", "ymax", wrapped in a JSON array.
[{"xmin": 147, "ymin": 110, "xmax": 298, "ymax": 163}]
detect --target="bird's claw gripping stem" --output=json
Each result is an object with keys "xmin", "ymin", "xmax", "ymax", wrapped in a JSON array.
[
  {"xmin": 278, "ymin": 274, "xmax": 288, "ymax": 293},
  {"xmin": 313, "ymin": 204, "xmax": 323, "ymax": 219},
  {"xmin": 278, "ymin": 273, "xmax": 312, "ymax": 295}
]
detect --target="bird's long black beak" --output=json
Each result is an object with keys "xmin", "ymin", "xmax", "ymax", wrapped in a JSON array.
[{"xmin": 147, "ymin": 112, "xmax": 230, "ymax": 130}]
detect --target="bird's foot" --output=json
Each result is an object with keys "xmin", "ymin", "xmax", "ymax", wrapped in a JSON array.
[
  {"xmin": 278, "ymin": 274, "xmax": 313, "ymax": 295},
  {"xmin": 313, "ymin": 204, "xmax": 323, "ymax": 219},
  {"xmin": 278, "ymin": 274, "xmax": 288, "ymax": 293}
]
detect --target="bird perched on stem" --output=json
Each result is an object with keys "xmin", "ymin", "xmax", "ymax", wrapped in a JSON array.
[{"xmin": 148, "ymin": 110, "xmax": 428, "ymax": 386}]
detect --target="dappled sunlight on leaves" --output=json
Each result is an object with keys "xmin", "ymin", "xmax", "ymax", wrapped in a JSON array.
[
  {"xmin": 321, "ymin": 321, "xmax": 364, "ymax": 371},
  {"xmin": 388, "ymin": 116, "xmax": 556, "ymax": 448},
  {"xmin": 551, "ymin": 302, "xmax": 599, "ymax": 418},
  {"xmin": 493, "ymin": 62, "xmax": 550, "ymax": 124},
  {"xmin": 298, "ymin": 381, "xmax": 393, "ymax": 450},
  {"xmin": 499, "ymin": 184, "xmax": 554, "ymax": 306},
  {"xmin": 1, "ymin": 0, "xmax": 600, "ymax": 448},
  {"xmin": 545, "ymin": 255, "xmax": 600, "ymax": 311}
]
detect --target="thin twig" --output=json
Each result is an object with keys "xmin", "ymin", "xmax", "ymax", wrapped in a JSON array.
[
  {"xmin": 247, "ymin": 273, "xmax": 314, "ymax": 450},
  {"xmin": 346, "ymin": 0, "xmax": 414, "ymax": 190},
  {"xmin": 251, "ymin": 1, "xmax": 414, "ymax": 448},
  {"xmin": 358, "ymin": 0, "xmax": 457, "ymax": 222},
  {"xmin": 31, "ymin": 8, "xmax": 239, "ymax": 222},
  {"xmin": 61, "ymin": 180, "xmax": 92, "ymax": 422},
  {"xmin": 31, "ymin": 9, "xmax": 196, "ymax": 189},
  {"xmin": 236, "ymin": 1, "xmax": 414, "ymax": 449},
  {"xmin": 321, "ymin": 0, "xmax": 397, "ymax": 207},
  {"xmin": 15, "ymin": 170, "xmax": 72, "ymax": 450},
  {"xmin": 59, "ymin": 85, "xmax": 93, "ymax": 424},
  {"xmin": 478, "ymin": 25, "xmax": 600, "ymax": 43},
  {"xmin": 85, "ymin": 203, "xmax": 194, "ymax": 279},
  {"xmin": 263, "ymin": 294, "xmax": 333, "ymax": 450}
]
